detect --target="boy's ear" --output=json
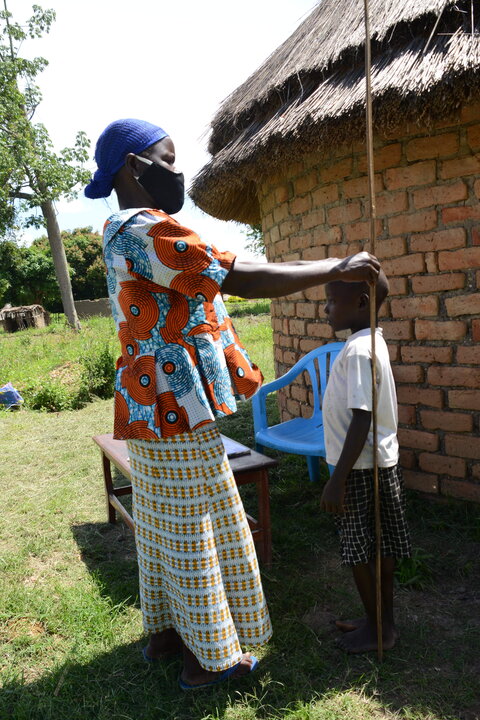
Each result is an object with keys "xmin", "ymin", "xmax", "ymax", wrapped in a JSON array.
[{"xmin": 358, "ymin": 292, "xmax": 370, "ymax": 309}]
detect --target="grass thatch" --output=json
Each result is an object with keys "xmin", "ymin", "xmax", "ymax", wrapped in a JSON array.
[{"xmin": 190, "ymin": 0, "xmax": 480, "ymax": 224}]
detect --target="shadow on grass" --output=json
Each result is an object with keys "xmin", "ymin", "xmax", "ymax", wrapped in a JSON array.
[{"xmin": 71, "ymin": 521, "xmax": 140, "ymax": 610}]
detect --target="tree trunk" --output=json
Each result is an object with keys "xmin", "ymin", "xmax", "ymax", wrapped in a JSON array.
[{"xmin": 40, "ymin": 199, "xmax": 81, "ymax": 331}]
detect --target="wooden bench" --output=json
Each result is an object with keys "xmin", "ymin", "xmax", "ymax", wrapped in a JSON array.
[{"xmin": 92, "ymin": 433, "xmax": 277, "ymax": 566}]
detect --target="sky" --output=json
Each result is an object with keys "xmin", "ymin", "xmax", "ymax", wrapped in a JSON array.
[{"xmin": 13, "ymin": 0, "xmax": 316, "ymax": 257}]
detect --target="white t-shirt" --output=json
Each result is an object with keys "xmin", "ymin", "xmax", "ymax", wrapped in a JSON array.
[{"xmin": 323, "ymin": 328, "xmax": 399, "ymax": 469}]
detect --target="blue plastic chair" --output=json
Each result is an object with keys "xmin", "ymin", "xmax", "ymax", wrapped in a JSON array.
[{"xmin": 252, "ymin": 342, "xmax": 344, "ymax": 482}]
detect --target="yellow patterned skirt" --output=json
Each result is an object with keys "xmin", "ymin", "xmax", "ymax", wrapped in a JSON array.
[{"xmin": 126, "ymin": 423, "xmax": 272, "ymax": 671}]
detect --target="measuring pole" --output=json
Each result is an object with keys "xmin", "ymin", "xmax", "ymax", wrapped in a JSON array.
[{"xmin": 363, "ymin": 0, "xmax": 383, "ymax": 662}]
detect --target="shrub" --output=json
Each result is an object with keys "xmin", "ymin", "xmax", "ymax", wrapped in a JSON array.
[
  {"xmin": 26, "ymin": 380, "xmax": 79, "ymax": 412},
  {"xmin": 80, "ymin": 342, "xmax": 116, "ymax": 400}
]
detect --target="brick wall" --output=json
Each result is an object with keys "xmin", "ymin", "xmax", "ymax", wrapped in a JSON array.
[{"xmin": 258, "ymin": 103, "xmax": 480, "ymax": 501}]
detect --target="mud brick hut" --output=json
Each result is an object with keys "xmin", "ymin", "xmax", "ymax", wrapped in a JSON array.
[
  {"xmin": 0, "ymin": 304, "xmax": 50, "ymax": 332},
  {"xmin": 191, "ymin": 0, "xmax": 480, "ymax": 501}
]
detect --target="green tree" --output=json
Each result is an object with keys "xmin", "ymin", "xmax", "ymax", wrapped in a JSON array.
[
  {"xmin": 243, "ymin": 224, "xmax": 265, "ymax": 256},
  {"xmin": 0, "ymin": 2, "xmax": 90, "ymax": 329},
  {"xmin": 34, "ymin": 227, "xmax": 106, "ymax": 303},
  {"xmin": 0, "ymin": 239, "xmax": 58, "ymax": 307}
]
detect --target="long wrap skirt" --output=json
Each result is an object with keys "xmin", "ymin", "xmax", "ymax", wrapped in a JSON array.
[{"xmin": 126, "ymin": 423, "xmax": 272, "ymax": 671}]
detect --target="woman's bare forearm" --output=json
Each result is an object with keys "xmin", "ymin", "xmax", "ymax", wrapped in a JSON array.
[{"xmin": 222, "ymin": 252, "xmax": 379, "ymax": 299}]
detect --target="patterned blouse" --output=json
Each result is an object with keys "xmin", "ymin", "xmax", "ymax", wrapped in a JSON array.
[{"xmin": 103, "ymin": 208, "xmax": 263, "ymax": 440}]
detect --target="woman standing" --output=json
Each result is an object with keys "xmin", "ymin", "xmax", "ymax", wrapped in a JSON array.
[{"xmin": 85, "ymin": 118, "xmax": 379, "ymax": 690}]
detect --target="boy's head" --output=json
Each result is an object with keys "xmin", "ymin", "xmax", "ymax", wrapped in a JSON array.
[{"xmin": 324, "ymin": 269, "xmax": 389, "ymax": 333}]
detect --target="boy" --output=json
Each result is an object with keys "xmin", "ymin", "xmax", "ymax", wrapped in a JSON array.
[{"xmin": 320, "ymin": 270, "xmax": 411, "ymax": 654}]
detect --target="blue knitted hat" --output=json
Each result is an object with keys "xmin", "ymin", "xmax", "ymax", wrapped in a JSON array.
[{"xmin": 84, "ymin": 118, "xmax": 168, "ymax": 199}]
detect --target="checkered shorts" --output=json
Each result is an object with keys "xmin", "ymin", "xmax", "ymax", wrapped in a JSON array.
[{"xmin": 334, "ymin": 465, "xmax": 411, "ymax": 566}]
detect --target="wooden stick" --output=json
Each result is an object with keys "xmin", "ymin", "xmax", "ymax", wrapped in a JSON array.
[{"xmin": 363, "ymin": 0, "xmax": 383, "ymax": 663}]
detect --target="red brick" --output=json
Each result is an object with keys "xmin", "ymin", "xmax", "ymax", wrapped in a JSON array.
[
  {"xmin": 391, "ymin": 296, "xmax": 439, "ymax": 319},
  {"xmin": 296, "ymin": 302, "xmax": 317, "ymax": 319},
  {"xmin": 393, "ymin": 364, "xmax": 424, "ymax": 383},
  {"xmin": 474, "ymin": 179, "xmax": 480, "ymax": 199},
  {"xmin": 425, "ymin": 252, "xmax": 437, "ymax": 273},
  {"xmin": 401, "ymin": 346, "xmax": 453, "ymax": 363},
  {"xmin": 302, "ymin": 245, "xmax": 326, "ymax": 261},
  {"xmin": 398, "ymin": 428, "xmax": 439, "ymax": 451},
  {"xmin": 420, "ymin": 409, "xmax": 473, "ymax": 432},
  {"xmin": 295, "ymin": 171, "xmax": 318, "ymax": 195},
  {"xmin": 376, "ymin": 237, "xmax": 407, "ymax": 259},
  {"xmin": 320, "ymin": 158, "xmax": 353, "ymax": 183},
  {"xmin": 413, "ymin": 181, "xmax": 468, "ymax": 209},
  {"xmin": 449, "ymin": 389, "xmax": 480, "ymax": 410},
  {"xmin": 440, "ymin": 155, "xmax": 480, "ymax": 179},
  {"xmin": 410, "ymin": 227, "xmax": 466, "ymax": 253},
  {"xmin": 472, "ymin": 463, "xmax": 480, "ymax": 479},
  {"xmin": 313, "ymin": 225, "xmax": 342, "ymax": 246},
  {"xmin": 382, "ymin": 320, "xmax": 413, "ymax": 340},
  {"xmin": 473, "ymin": 319, "xmax": 480, "ymax": 342},
  {"xmin": 283, "ymin": 350, "xmax": 298, "ymax": 366},
  {"xmin": 445, "ymin": 293, "xmax": 480, "ymax": 317},
  {"xmin": 461, "ymin": 103, "xmax": 480, "ymax": 123},
  {"xmin": 398, "ymin": 404, "xmax": 416, "ymax": 425},
  {"xmin": 419, "ymin": 453, "xmax": 466, "ymax": 478},
  {"xmin": 441, "ymin": 478, "xmax": 480, "ymax": 502},
  {"xmin": 399, "ymin": 448, "xmax": 416, "ymax": 468},
  {"xmin": 306, "ymin": 321, "xmax": 334, "ymax": 339},
  {"xmin": 290, "ymin": 383, "xmax": 308, "ymax": 403},
  {"xmin": 397, "ymin": 386, "xmax": 444, "ymax": 407},
  {"xmin": 403, "ymin": 470, "xmax": 439, "ymax": 493},
  {"xmin": 388, "ymin": 210, "xmax": 437, "ymax": 236},
  {"xmin": 445, "ymin": 434, "xmax": 480, "ymax": 459},
  {"xmin": 357, "ymin": 143, "xmax": 402, "ymax": 173},
  {"xmin": 382, "ymin": 253, "xmax": 425, "ymax": 276},
  {"xmin": 302, "ymin": 209, "xmax": 326, "ymax": 230},
  {"xmin": 343, "ymin": 174, "xmax": 383, "ymax": 199},
  {"xmin": 388, "ymin": 345, "xmax": 400, "ymax": 362},
  {"xmin": 312, "ymin": 184, "xmax": 339, "ymax": 206},
  {"xmin": 466, "ymin": 123, "xmax": 480, "ymax": 150},
  {"xmin": 474, "ymin": 230, "xmax": 480, "ymax": 246},
  {"xmin": 273, "ymin": 204, "xmax": 289, "ymax": 224},
  {"xmin": 415, "ymin": 319, "xmax": 467, "ymax": 341},
  {"xmin": 373, "ymin": 191, "xmax": 409, "ymax": 217},
  {"xmin": 343, "ymin": 219, "xmax": 383, "ymax": 243},
  {"xmin": 411, "ymin": 273, "xmax": 466, "ymax": 294},
  {"xmin": 428, "ymin": 366, "xmax": 480, "ymax": 388},
  {"xmin": 299, "ymin": 338, "xmax": 321, "ymax": 354},
  {"xmin": 457, "ymin": 346, "xmax": 480, "ymax": 364},
  {"xmin": 279, "ymin": 219, "xmax": 301, "ymax": 238},
  {"xmin": 384, "ymin": 161, "xmax": 436, "ymax": 190},
  {"xmin": 442, "ymin": 206, "xmax": 480, "ymax": 224},
  {"xmin": 406, "ymin": 133, "xmax": 459, "ymax": 161},
  {"xmin": 290, "ymin": 195, "xmax": 312, "ymax": 215},
  {"xmin": 327, "ymin": 202, "xmax": 362, "ymax": 225},
  {"xmin": 274, "ymin": 184, "xmax": 291, "ymax": 204},
  {"xmin": 291, "ymin": 233, "xmax": 314, "ymax": 251},
  {"xmin": 388, "ymin": 277, "xmax": 408, "ymax": 295},
  {"xmin": 304, "ymin": 285, "xmax": 326, "ymax": 302},
  {"xmin": 286, "ymin": 398, "xmax": 301, "ymax": 416}
]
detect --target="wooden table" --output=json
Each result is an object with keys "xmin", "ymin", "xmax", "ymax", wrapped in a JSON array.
[{"xmin": 92, "ymin": 433, "xmax": 277, "ymax": 566}]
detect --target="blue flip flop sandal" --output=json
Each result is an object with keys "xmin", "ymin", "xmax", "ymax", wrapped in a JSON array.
[{"xmin": 178, "ymin": 655, "xmax": 259, "ymax": 690}]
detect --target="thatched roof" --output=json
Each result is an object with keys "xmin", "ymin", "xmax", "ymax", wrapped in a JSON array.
[
  {"xmin": 190, "ymin": 0, "xmax": 480, "ymax": 224},
  {"xmin": 0, "ymin": 304, "xmax": 46, "ymax": 319}
]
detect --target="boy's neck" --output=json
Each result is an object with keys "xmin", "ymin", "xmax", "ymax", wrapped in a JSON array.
[{"xmin": 349, "ymin": 317, "xmax": 378, "ymax": 334}]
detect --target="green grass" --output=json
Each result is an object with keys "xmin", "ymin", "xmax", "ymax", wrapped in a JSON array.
[{"xmin": 0, "ymin": 318, "xmax": 479, "ymax": 720}]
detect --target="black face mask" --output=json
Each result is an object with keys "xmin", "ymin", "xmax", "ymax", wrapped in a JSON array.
[{"xmin": 136, "ymin": 156, "xmax": 185, "ymax": 215}]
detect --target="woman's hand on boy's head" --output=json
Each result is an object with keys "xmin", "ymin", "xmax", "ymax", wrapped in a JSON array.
[
  {"xmin": 336, "ymin": 252, "xmax": 380, "ymax": 284},
  {"xmin": 320, "ymin": 476, "xmax": 346, "ymax": 514}
]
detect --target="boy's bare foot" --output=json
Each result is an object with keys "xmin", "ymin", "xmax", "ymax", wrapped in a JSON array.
[
  {"xmin": 334, "ymin": 617, "xmax": 366, "ymax": 633},
  {"xmin": 336, "ymin": 621, "xmax": 398, "ymax": 654},
  {"xmin": 180, "ymin": 652, "xmax": 255, "ymax": 687},
  {"xmin": 144, "ymin": 628, "xmax": 183, "ymax": 660}
]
